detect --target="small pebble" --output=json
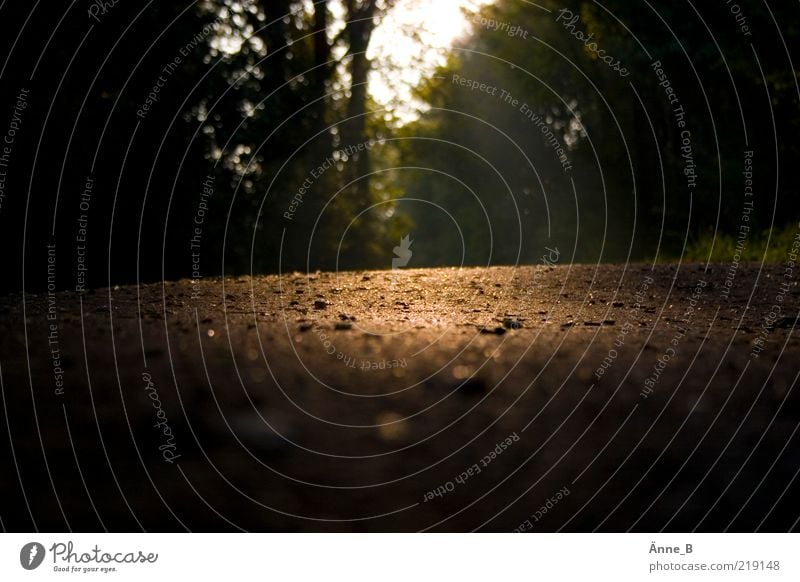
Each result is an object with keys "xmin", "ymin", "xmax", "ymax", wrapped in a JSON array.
[{"xmin": 480, "ymin": 327, "xmax": 506, "ymax": 335}]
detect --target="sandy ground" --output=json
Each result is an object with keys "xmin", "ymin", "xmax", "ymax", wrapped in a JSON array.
[{"xmin": 1, "ymin": 263, "xmax": 799, "ymax": 532}]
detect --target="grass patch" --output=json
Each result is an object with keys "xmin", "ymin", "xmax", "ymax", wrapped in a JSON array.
[{"xmin": 680, "ymin": 223, "xmax": 800, "ymax": 263}]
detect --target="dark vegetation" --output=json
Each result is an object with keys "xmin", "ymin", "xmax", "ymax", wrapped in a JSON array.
[{"xmin": 0, "ymin": 0, "xmax": 798, "ymax": 294}]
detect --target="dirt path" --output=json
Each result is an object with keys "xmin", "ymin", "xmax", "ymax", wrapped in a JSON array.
[{"xmin": 1, "ymin": 264, "xmax": 799, "ymax": 531}]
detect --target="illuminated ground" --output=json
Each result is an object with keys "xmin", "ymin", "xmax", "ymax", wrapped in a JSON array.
[{"xmin": 1, "ymin": 264, "xmax": 799, "ymax": 531}]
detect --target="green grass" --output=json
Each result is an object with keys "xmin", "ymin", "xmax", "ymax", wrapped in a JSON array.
[{"xmin": 680, "ymin": 223, "xmax": 800, "ymax": 263}]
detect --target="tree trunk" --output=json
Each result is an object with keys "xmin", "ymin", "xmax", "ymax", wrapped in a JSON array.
[
  {"xmin": 312, "ymin": 0, "xmax": 331, "ymax": 126},
  {"xmin": 344, "ymin": 0, "xmax": 377, "ymax": 208},
  {"xmin": 310, "ymin": 0, "xmax": 333, "ymax": 182}
]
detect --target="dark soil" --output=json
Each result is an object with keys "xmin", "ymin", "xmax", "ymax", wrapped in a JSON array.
[{"xmin": 1, "ymin": 263, "xmax": 799, "ymax": 531}]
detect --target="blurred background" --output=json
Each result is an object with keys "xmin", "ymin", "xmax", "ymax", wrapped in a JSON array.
[{"xmin": 1, "ymin": 0, "xmax": 798, "ymax": 292}]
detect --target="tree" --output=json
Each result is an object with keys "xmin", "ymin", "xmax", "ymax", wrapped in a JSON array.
[
  {"xmin": 0, "ymin": 0, "xmax": 404, "ymax": 292},
  {"xmin": 386, "ymin": 0, "xmax": 800, "ymax": 265}
]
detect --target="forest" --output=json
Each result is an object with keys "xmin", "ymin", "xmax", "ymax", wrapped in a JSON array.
[{"xmin": 0, "ymin": 0, "xmax": 798, "ymax": 291}]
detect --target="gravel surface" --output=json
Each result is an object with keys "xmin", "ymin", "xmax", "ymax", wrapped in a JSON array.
[{"xmin": 1, "ymin": 263, "xmax": 799, "ymax": 531}]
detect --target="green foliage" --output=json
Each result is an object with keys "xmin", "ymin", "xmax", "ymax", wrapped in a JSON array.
[
  {"xmin": 683, "ymin": 223, "xmax": 800, "ymax": 263},
  {"xmin": 184, "ymin": 0, "xmax": 402, "ymax": 274},
  {"xmin": 382, "ymin": 0, "xmax": 800, "ymax": 266}
]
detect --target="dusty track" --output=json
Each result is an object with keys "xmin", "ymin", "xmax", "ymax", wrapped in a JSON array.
[{"xmin": 1, "ymin": 264, "xmax": 799, "ymax": 531}]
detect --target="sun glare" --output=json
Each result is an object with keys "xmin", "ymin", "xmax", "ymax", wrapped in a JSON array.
[{"xmin": 368, "ymin": 0, "xmax": 492, "ymax": 123}]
